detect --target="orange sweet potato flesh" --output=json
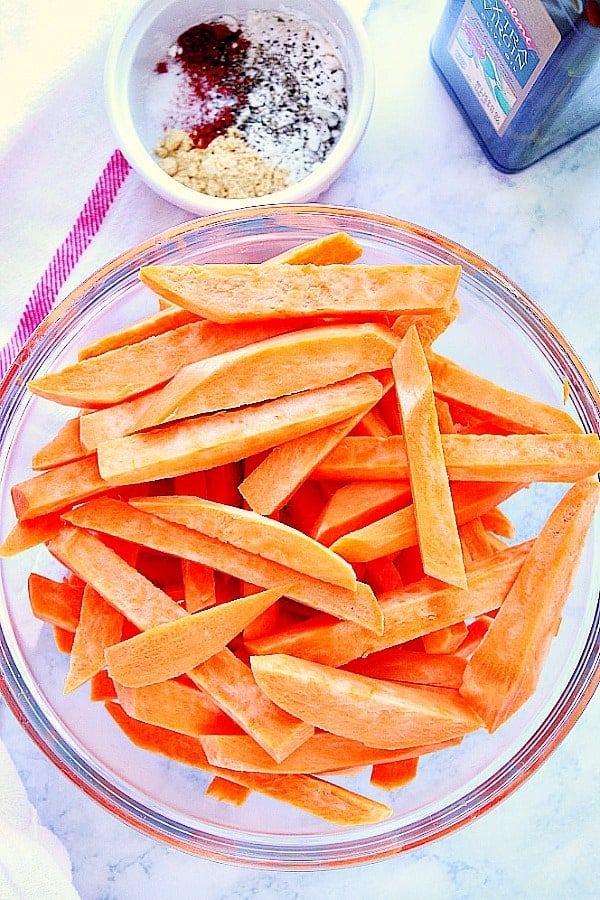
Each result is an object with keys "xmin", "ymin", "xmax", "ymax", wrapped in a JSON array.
[
  {"xmin": 64, "ymin": 498, "xmax": 384, "ymax": 633},
  {"xmin": 330, "ymin": 481, "xmax": 521, "ymax": 562},
  {"xmin": 428, "ymin": 351, "xmax": 583, "ymax": 435},
  {"xmin": 239, "ymin": 413, "xmax": 365, "ymax": 516},
  {"xmin": 77, "ymin": 306, "xmax": 199, "ymax": 360},
  {"xmin": 392, "ymin": 326, "xmax": 467, "ymax": 589},
  {"xmin": 314, "ymin": 433, "xmax": 600, "ymax": 483},
  {"xmin": 107, "ymin": 700, "xmax": 391, "ymax": 825},
  {"xmin": 138, "ymin": 263, "xmax": 461, "ymax": 322},
  {"xmin": 250, "ymin": 653, "xmax": 482, "ymax": 749},
  {"xmin": 312, "ymin": 480, "xmax": 413, "ymax": 546},
  {"xmin": 96, "ymin": 374, "xmax": 384, "ymax": 486},
  {"xmin": 0, "ymin": 512, "xmax": 64, "ymax": 557},
  {"xmin": 28, "ymin": 319, "xmax": 322, "ymax": 409},
  {"xmin": 204, "ymin": 777, "xmax": 250, "ymax": 807},
  {"xmin": 31, "ymin": 416, "xmax": 88, "ymax": 470},
  {"xmin": 265, "ymin": 231, "xmax": 363, "ymax": 265},
  {"xmin": 345, "ymin": 646, "xmax": 468, "ymax": 689},
  {"xmin": 11, "ymin": 455, "xmax": 108, "ymax": 521},
  {"xmin": 27, "ymin": 572, "xmax": 83, "ymax": 632},
  {"xmin": 133, "ymin": 323, "xmax": 399, "ymax": 429},
  {"xmin": 130, "ymin": 495, "xmax": 357, "ymax": 590},
  {"xmin": 79, "ymin": 392, "xmax": 163, "ymax": 452},
  {"xmin": 370, "ymin": 757, "xmax": 419, "ymax": 790},
  {"xmin": 114, "ymin": 678, "xmax": 242, "ymax": 738},
  {"xmin": 460, "ymin": 480, "xmax": 600, "ymax": 732},
  {"xmin": 246, "ymin": 540, "xmax": 532, "ymax": 667},
  {"xmin": 63, "ymin": 585, "xmax": 124, "ymax": 694},
  {"xmin": 188, "ymin": 648, "xmax": 314, "ymax": 763},
  {"xmin": 47, "ymin": 525, "xmax": 187, "ymax": 632},
  {"xmin": 104, "ymin": 587, "xmax": 287, "ymax": 687},
  {"xmin": 200, "ymin": 732, "xmax": 461, "ymax": 774}
]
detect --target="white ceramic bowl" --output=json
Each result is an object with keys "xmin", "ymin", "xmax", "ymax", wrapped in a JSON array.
[{"xmin": 104, "ymin": 0, "xmax": 375, "ymax": 214}]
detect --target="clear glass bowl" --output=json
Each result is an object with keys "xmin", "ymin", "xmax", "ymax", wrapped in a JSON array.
[{"xmin": 0, "ymin": 205, "xmax": 598, "ymax": 868}]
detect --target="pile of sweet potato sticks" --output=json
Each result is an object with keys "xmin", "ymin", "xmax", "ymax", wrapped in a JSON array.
[{"xmin": 2, "ymin": 230, "xmax": 599, "ymax": 827}]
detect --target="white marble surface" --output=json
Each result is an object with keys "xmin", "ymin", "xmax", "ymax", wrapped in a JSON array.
[{"xmin": 1, "ymin": 0, "xmax": 599, "ymax": 897}]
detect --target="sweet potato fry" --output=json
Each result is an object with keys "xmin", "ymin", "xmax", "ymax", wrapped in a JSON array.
[
  {"xmin": 27, "ymin": 572, "xmax": 83, "ymax": 632},
  {"xmin": 64, "ymin": 499, "xmax": 384, "ymax": 633},
  {"xmin": 460, "ymin": 480, "xmax": 599, "ymax": 731},
  {"xmin": 311, "ymin": 480, "xmax": 412, "ymax": 545},
  {"xmin": 11, "ymin": 455, "xmax": 108, "ymax": 521},
  {"xmin": 63, "ymin": 585, "xmax": 124, "ymax": 694},
  {"xmin": 330, "ymin": 481, "xmax": 521, "ymax": 563},
  {"xmin": 237, "ymin": 413, "xmax": 367, "ymax": 516},
  {"xmin": 130, "ymin": 495, "xmax": 357, "ymax": 590},
  {"xmin": 265, "ymin": 231, "xmax": 363, "ymax": 265},
  {"xmin": 246, "ymin": 540, "xmax": 532, "ymax": 667},
  {"xmin": 31, "ymin": 416, "xmax": 88, "ymax": 470},
  {"xmin": 97, "ymin": 374, "xmax": 384, "ymax": 486},
  {"xmin": 104, "ymin": 587, "xmax": 287, "ymax": 687},
  {"xmin": 138, "ymin": 263, "xmax": 461, "ymax": 322},
  {"xmin": 133, "ymin": 323, "xmax": 399, "ymax": 429},
  {"xmin": 428, "ymin": 351, "xmax": 583, "ymax": 435},
  {"xmin": 250, "ymin": 654, "xmax": 482, "ymax": 749}
]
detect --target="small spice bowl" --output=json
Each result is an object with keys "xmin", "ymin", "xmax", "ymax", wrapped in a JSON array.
[{"xmin": 104, "ymin": 0, "xmax": 375, "ymax": 214}]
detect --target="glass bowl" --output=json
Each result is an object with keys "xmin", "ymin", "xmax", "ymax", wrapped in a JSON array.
[{"xmin": 0, "ymin": 205, "xmax": 598, "ymax": 868}]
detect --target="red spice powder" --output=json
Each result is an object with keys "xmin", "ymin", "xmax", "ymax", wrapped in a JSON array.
[{"xmin": 158, "ymin": 21, "xmax": 253, "ymax": 148}]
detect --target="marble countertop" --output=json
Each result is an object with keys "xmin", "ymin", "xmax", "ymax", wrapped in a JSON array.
[{"xmin": 0, "ymin": 1, "xmax": 599, "ymax": 897}]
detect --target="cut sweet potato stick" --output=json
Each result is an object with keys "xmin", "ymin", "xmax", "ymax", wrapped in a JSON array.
[
  {"xmin": 246, "ymin": 540, "xmax": 532, "ymax": 667},
  {"xmin": 395, "ymin": 325, "xmax": 464, "ymax": 587},
  {"xmin": 370, "ymin": 757, "xmax": 419, "ymax": 790},
  {"xmin": 105, "ymin": 586, "xmax": 288, "ymax": 687},
  {"xmin": 47, "ymin": 525, "xmax": 187, "ymax": 632},
  {"xmin": 480, "ymin": 506, "xmax": 516, "ymax": 540},
  {"xmin": 107, "ymin": 698, "xmax": 391, "ymax": 825},
  {"xmin": 11, "ymin": 455, "xmax": 108, "ymax": 521},
  {"xmin": 238, "ymin": 413, "xmax": 367, "ymax": 516},
  {"xmin": 460, "ymin": 480, "xmax": 600, "ymax": 732},
  {"xmin": 428, "ymin": 351, "xmax": 583, "ymax": 435},
  {"xmin": 138, "ymin": 263, "xmax": 462, "ymax": 322},
  {"xmin": 133, "ymin": 323, "xmax": 399, "ymax": 429},
  {"xmin": 53, "ymin": 626, "xmax": 75, "ymax": 653},
  {"xmin": 352, "ymin": 406, "xmax": 394, "ymax": 437},
  {"xmin": 205, "ymin": 777, "xmax": 250, "ymax": 807},
  {"xmin": 90, "ymin": 670, "xmax": 117, "ymax": 702},
  {"xmin": 265, "ymin": 231, "xmax": 363, "ymax": 265},
  {"xmin": 250, "ymin": 654, "xmax": 482, "ymax": 749},
  {"xmin": 454, "ymin": 616, "xmax": 494, "ymax": 659},
  {"xmin": 364, "ymin": 557, "xmax": 404, "ymax": 593},
  {"xmin": 200, "ymin": 732, "xmax": 461, "ymax": 774},
  {"xmin": 188, "ymin": 648, "xmax": 314, "ymax": 763},
  {"xmin": 344, "ymin": 646, "xmax": 467, "ymax": 689},
  {"xmin": 79, "ymin": 391, "xmax": 163, "ymax": 452},
  {"xmin": 330, "ymin": 481, "xmax": 521, "ymax": 563},
  {"xmin": 63, "ymin": 585, "xmax": 124, "ymax": 694},
  {"xmin": 114, "ymin": 678, "xmax": 242, "ymax": 737},
  {"xmin": 130, "ymin": 495, "xmax": 357, "ymax": 590},
  {"xmin": 64, "ymin": 499, "xmax": 383, "ymax": 633},
  {"xmin": 0, "ymin": 512, "xmax": 64, "ymax": 557},
  {"xmin": 28, "ymin": 318, "xmax": 323, "ymax": 409},
  {"xmin": 312, "ymin": 480, "xmax": 412, "ymax": 546},
  {"xmin": 181, "ymin": 559, "xmax": 216, "ymax": 612},
  {"xmin": 314, "ymin": 433, "xmax": 600, "ymax": 483},
  {"xmin": 77, "ymin": 306, "xmax": 200, "ymax": 360},
  {"xmin": 391, "ymin": 295, "xmax": 461, "ymax": 347},
  {"xmin": 421, "ymin": 621, "xmax": 469, "ymax": 655},
  {"xmin": 28, "ymin": 572, "xmax": 83, "ymax": 632},
  {"xmin": 97, "ymin": 374, "xmax": 384, "ymax": 486},
  {"xmin": 31, "ymin": 416, "xmax": 88, "ymax": 470},
  {"xmin": 459, "ymin": 517, "xmax": 494, "ymax": 563}
]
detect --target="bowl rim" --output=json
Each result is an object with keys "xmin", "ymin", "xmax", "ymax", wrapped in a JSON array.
[
  {"xmin": 1, "ymin": 203, "xmax": 599, "ymax": 868},
  {"xmin": 103, "ymin": 0, "xmax": 376, "ymax": 214}
]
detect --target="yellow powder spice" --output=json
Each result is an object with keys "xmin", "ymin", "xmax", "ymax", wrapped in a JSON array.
[{"xmin": 154, "ymin": 128, "xmax": 289, "ymax": 199}]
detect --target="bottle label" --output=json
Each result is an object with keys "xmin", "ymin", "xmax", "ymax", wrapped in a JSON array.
[{"xmin": 448, "ymin": 1, "xmax": 561, "ymax": 135}]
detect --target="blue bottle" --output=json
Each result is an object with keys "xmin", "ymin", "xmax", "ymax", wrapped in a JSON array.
[{"xmin": 430, "ymin": 1, "xmax": 600, "ymax": 171}]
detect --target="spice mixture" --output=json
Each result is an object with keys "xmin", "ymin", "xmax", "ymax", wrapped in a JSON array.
[{"xmin": 153, "ymin": 10, "xmax": 348, "ymax": 199}]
